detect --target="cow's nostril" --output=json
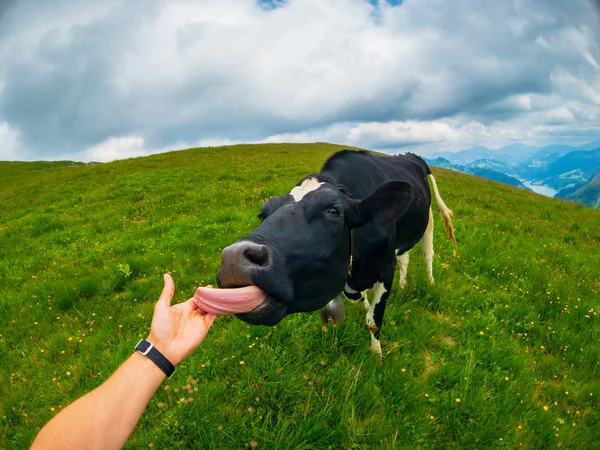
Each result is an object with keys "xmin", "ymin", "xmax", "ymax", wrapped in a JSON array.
[{"xmin": 243, "ymin": 245, "xmax": 270, "ymax": 267}]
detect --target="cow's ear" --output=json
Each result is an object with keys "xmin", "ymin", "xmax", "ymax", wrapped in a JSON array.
[
  {"xmin": 348, "ymin": 181, "xmax": 413, "ymax": 229},
  {"xmin": 259, "ymin": 194, "xmax": 293, "ymax": 220}
]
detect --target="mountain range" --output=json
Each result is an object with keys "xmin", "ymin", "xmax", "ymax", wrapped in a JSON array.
[
  {"xmin": 425, "ymin": 142, "xmax": 600, "ymax": 209},
  {"xmin": 425, "ymin": 157, "xmax": 532, "ymax": 191}
]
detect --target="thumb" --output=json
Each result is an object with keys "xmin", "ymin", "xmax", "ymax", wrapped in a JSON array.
[{"xmin": 157, "ymin": 273, "xmax": 175, "ymax": 309}]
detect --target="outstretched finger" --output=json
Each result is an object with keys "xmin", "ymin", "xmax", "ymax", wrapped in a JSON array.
[{"xmin": 156, "ymin": 273, "xmax": 175, "ymax": 309}]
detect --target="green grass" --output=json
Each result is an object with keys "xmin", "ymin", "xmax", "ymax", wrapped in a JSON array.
[{"xmin": 1, "ymin": 143, "xmax": 599, "ymax": 449}]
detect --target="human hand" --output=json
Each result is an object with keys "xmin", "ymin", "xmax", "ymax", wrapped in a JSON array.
[{"xmin": 147, "ymin": 274, "xmax": 216, "ymax": 366}]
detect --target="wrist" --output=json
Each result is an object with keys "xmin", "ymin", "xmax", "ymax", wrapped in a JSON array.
[
  {"xmin": 132, "ymin": 351, "xmax": 168, "ymax": 379},
  {"xmin": 135, "ymin": 338, "xmax": 178, "ymax": 377},
  {"xmin": 146, "ymin": 335, "xmax": 184, "ymax": 366}
]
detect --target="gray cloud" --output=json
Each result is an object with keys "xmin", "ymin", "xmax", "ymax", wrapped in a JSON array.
[{"xmin": 0, "ymin": 0, "xmax": 599, "ymax": 160}]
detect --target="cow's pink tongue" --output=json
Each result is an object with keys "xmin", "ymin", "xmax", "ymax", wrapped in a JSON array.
[{"xmin": 193, "ymin": 285, "xmax": 267, "ymax": 315}]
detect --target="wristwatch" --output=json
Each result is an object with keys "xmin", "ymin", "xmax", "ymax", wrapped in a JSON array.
[{"xmin": 134, "ymin": 339, "xmax": 176, "ymax": 378}]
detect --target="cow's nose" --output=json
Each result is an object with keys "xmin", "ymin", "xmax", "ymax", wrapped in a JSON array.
[
  {"xmin": 240, "ymin": 243, "xmax": 270, "ymax": 267},
  {"xmin": 218, "ymin": 241, "xmax": 272, "ymax": 287},
  {"xmin": 223, "ymin": 241, "xmax": 271, "ymax": 268}
]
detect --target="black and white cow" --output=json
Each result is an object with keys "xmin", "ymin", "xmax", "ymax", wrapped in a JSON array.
[{"xmin": 217, "ymin": 150, "xmax": 456, "ymax": 353}]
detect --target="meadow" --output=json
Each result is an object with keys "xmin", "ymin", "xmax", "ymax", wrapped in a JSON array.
[{"xmin": 1, "ymin": 143, "xmax": 599, "ymax": 449}]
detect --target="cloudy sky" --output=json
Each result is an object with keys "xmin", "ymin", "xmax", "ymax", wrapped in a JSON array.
[{"xmin": 1, "ymin": 0, "xmax": 599, "ymax": 162}]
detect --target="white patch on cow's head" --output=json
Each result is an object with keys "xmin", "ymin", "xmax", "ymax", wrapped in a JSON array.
[{"xmin": 290, "ymin": 177, "xmax": 323, "ymax": 202}]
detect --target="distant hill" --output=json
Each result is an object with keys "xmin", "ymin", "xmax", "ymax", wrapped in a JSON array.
[
  {"xmin": 429, "ymin": 142, "xmax": 600, "ymax": 206},
  {"xmin": 425, "ymin": 157, "xmax": 459, "ymax": 171},
  {"xmin": 529, "ymin": 144, "xmax": 579, "ymax": 160},
  {"xmin": 465, "ymin": 158, "xmax": 516, "ymax": 174},
  {"xmin": 538, "ymin": 148, "xmax": 600, "ymax": 190},
  {"xmin": 578, "ymin": 140, "xmax": 600, "ymax": 151},
  {"xmin": 494, "ymin": 144, "xmax": 539, "ymax": 164},
  {"xmin": 468, "ymin": 167, "xmax": 531, "ymax": 190},
  {"xmin": 557, "ymin": 169, "xmax": 600, "ymax": 209},
  {"xmin": 431, "ymin": 144, "xmax": 543, "ymax": 166},
  {"xmin": 431, "ymin": 146, "xmax": 499, "ymax": 165},
  {"xmin": 555, "ymin": 183, "xmax": 584, "ymax": 200},
  {"xmin": 425, "ymin": 157, "xmax": 530, "ymax": 190},
  {"xmin": 545, "ymin": 148, "xmax": 600, "ymax": 179},
  {"xmin": 430, "ymin": 141, "xmax": 599, "ymax": 168}
]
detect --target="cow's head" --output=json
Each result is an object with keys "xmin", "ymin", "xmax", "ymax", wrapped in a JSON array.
[{"xmin": 216, "ymin": 175, "xmax": 413, "ymax": 325}]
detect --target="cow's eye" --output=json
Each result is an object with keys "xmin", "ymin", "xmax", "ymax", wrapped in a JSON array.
[{"xmin": 327, "ymin": 206, "xmax": 341, "ymax": 216}]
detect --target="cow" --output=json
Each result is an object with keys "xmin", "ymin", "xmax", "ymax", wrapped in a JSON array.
[{"xmin": 216, "ymin": 150, "xmax": 456, "ymax": 354}]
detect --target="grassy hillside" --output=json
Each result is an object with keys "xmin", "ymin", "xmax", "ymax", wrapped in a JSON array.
[
  {"xmin": 1, "ymin": 143, "xmax": 599, "ymax": 449},
  {"xmin": 0, "ymin": 160, "xmax": 92, "ymax": 183}
]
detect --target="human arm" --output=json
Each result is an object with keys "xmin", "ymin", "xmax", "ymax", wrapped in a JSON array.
[{"xmin": 31, "ymin": 274, "xmax": 216, "ymax": 450}]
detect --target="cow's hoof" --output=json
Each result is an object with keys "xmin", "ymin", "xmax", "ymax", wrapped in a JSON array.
[
  {"xmin": 370, "ymin": 337, "xmax": 382, "ymax": 359},
  {"xmin": 319, "ymin": 295, "xmax": 345, "ymax": 325},
  {"xmin": 319, "ymin": 307, "xmax": 330, "ymax": 324}
]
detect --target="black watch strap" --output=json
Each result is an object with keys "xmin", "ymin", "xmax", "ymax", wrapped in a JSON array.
[{"xmin": 134, "ymin": 339, "xmax": 176, "ymax": 378}]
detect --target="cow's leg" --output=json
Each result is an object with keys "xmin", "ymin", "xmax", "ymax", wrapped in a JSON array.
[
  {"xmin": 343, "ymin": 282, "xmax": 369, "ymax": 310},
  {"xmin": 319, "ymin": 295, "xmax": 345, "ymax": 325},
  {"xmin": 361, "ymin": 291, "xmax": 370, "ymax": 312},
  {"xmin": 396, "ymin": 251, "xmax": 410, "ymax": 289},
  {"xmin": 423, "ymin": 207, "xmax": 435, "ymax": 284},
  {"xmin": 365, "ymin": 278, "xmax": 392, "ymax": 355}
]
